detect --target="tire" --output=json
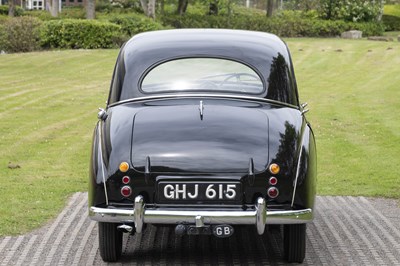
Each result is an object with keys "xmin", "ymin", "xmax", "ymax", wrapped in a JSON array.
[
  {"xmin": 98, "ymin": 222, "xmax": 123, "ymax": 262},
  {"xmin": 283, "ymin": 224, "xmax": 306, "ymax": 263}
]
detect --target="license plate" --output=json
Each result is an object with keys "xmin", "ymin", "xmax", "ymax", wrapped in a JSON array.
[{"xmin": 158, "ymin": 182, "xmax": 241, "ymax": 203}]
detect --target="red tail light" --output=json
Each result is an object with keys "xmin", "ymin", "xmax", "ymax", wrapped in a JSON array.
[
  {"xmin": 121, "ymin": 186, "xmax": 132, "ymax": 197},
  {"xmin": 267, "ymin": 187, "xmax": 279, "ymax": 198},
  {"xmin": 122, "ymin": 176, "xmax": 130, "ymax": 184},
  {"xmin": 269, "ymin": 177, "xmax": 278, "ymax": 186}
]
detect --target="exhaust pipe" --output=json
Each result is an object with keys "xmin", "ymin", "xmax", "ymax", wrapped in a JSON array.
[{"xmin": 117, "ymin": 224, "xmax": 133, "ymax": 233}]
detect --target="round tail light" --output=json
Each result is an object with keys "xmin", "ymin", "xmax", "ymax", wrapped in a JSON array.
[
  {"xmin": 119, "ymin": 162, "xmax": 129, "ymax": 172},
  {"xmin": 267, "ymin": 187, "xmax": 279, "ymax": 198},
  {"xmin": 269, "ymin": 163, "xmax": 280, "ymax": 175},
  {"xmin": 121, "ymin": 186, "xmax": 132, "ymax": 197},
  {"xmin": 269, "ymin": 177, "xmax": 278, "ymax": 186},
  {"xmin": 122, "ymin": 176, "xmax": 130, "ymax": 184}
]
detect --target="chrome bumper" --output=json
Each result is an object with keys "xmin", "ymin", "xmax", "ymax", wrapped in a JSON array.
[{"xmin": 89, "ymin": 196, "xmax": 313, "ymax": 235}]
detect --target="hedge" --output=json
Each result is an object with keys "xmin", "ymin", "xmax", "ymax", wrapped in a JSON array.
[
  {"xmin": 108, "ymin": 14, "xmax": 165, "ymax": 36},
  {"xmin": 160, "ymin": 13, "xmax": 385, "ymax": 37},
  {"xmin": 0, "ymin": 5, "xmax": 24, "ymax": 16},
  {"xmin": 0, "ymin": 10, "xmax": 389, "ymax": 53},
  {"xmin": 382, "ymin": 14, "xmax": 400, "ymax": 31},
  {"xmin": 1, "ymin": 16, "xmax": 42, "ymax": 53},
  {"xmin": 40, "ymin": 19, "xmax": 123, "ymax": 49}
]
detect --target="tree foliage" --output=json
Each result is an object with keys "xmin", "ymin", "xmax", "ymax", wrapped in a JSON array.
[{"xmin": 318, "ymin": 0, "xmax": 384, "ymax": 22}]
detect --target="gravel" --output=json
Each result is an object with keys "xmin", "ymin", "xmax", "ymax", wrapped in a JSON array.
[{"xmin": 0, "ymin": 193, "xmax": 399, "ymax": 265}]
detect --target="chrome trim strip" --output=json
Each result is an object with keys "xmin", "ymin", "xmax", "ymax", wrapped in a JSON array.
[
  {"xmin": 89, "ymin": 197, "xmax": 313, "ymax": 232},
  {"xmin": 107, "ymin": 94, "xmax": 299, "ymax": 109},
  {"xmin": 97, "ymin": 122, "xmax": 109, "ymax": 205},
  {"xmin": 199, "ymin": 100, "xmax": 204, "ymax": 120},
  {"xmin": 291, "ymin": 129, "xmax": 305, "ymax": 207}
]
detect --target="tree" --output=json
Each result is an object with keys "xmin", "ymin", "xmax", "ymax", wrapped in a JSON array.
[
  {"xmin": 209, "ymin": 0, "xmax": 218, "ymax": 15},
  {"xmin": 177, "ymin": 0, "xmax": 188, "ymax": 15},
  {"xmin": 8, "ymin": 0, "xmax": 17, "ymax": 17},
  {"xmin": 140, "ymin": 0, "xmax": 156, "ymax": 18},
  {"xmin": 266, "ymin": 0, "xmax": 274, "ymax": 17},
  {"xmin": 266, "ymin": 0, "xmax": 281, "ymax": 17},
  {"xmin": 48, "ymin": 0, "xmax": 59, "ymax": 17},
  {"xmin": 86, "ymin": 0, "xmax": 96, "ymax": 19}
]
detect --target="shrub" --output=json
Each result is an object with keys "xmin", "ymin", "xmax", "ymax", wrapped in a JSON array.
[
  {"xmin": 0, "ymin": 14, "xmax": 8, "ymax": 24},
  {"xmin": 41, "ymin": 19, "xmax": 123, "ymax": 49},
  {"xmin": 2, "ymin": 16, "xmax": 42, "ymax": 53},
  {"xmin": 23, "ymin": 10, "xmax": 56, "ymax": 21},
  {"xmin": 0, "ymin": 24, "xmax": 6, "ymax": 51},
  {"xmin": 382, "ymin": 14, "xmax": 400, "ymax": 30},
  {"xmin": 160, "ymin": 12, "xmax": 385, "ymax": 37},
  {"xmin": 0, "ymin": 5, "xmax": 24, "ymax": 16},
  {"xmin": 318, "ymin": 0, "xmax": 384, "ymax": 22},
  {"xmin": 108, "ymin": 14, "xmax": 165, "ymax": 36},
  {"xmin": 0, "ymin": 6, "xmax": 7, "ymax": 16},
  {"xmin": 59, "ymin": 7, "xmax": 86, "ymax": 19},
  {"xmin": 96, "ymin": 0, "xmax": 114, "ymax": 13}
]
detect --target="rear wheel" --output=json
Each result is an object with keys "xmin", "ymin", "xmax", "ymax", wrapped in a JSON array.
[
  {"xmin": 283, "ymin": 224, "xmax": 306, "ymax": 263},
  {"xmin": 98, "ymin": 222, "xmax": 123, "ymax": 262}
]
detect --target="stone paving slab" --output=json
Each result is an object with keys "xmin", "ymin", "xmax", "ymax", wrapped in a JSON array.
[{"xmin": 0, "ymin": 193, "xmax": 399, "ymax": 265}]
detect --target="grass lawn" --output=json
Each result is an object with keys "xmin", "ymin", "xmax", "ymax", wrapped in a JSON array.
[
  {"xmin": 286, "ymin": 38, "xmax": 400, "ymax": 198},
  {"xmin": 385, "ymin": 4, "xmax": 400, "ymax": 17},
  {"xmin": 1, "ymin": 38, "xmax": 400, "ymax": 236}
]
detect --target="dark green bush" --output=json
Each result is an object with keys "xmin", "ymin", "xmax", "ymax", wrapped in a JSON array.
[
  {"xmin": 2, "ymin": 16, "xmax": 42, "ymax": 53},
  {"xmin": 160, "ymin": 12, "xmax": 385, "ymax": 37},
  {"xmin": 41, "ymin": 19, "xmax": 123, "ymax": 49},
  {"xmin": 0, "ymin": 6, "xmax": 7, "ymax": 16},
  {"xmin": 0, "ymin": 24, "xmax": 6, "ymax": 51},
  {"xmin": 59, "ymin": 7, "xmax": 86, "ymax": 19},
  {"xmin": 0, "ymin": 5, "xmax": 24, "ymax": 16},
  {"xmin": 23, "ymin": 10, "xmax": 56, "ymax": 21},
  {"xmin": 382, "ymin": 14, "xmax": 400, "ymax": 31},
  {"xmin": 96, "ymin": 0, "xmax": 114, "ymax": 13},
  {"xmin": 108, "ymin": 14, "xmax": 165, "ymax": 36}
]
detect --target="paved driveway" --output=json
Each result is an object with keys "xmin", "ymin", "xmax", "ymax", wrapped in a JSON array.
[{"xmin": 0, "ymin": 193, "xmax": 399, "ymax": 265}]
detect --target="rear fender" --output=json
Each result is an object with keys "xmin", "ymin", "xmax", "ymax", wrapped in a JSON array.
[
  {"xmin": 89, "ymin": 122, "xmax": 109, "ymax": 207},
  {"xmin": 291, "ymin": 124, "xmax": 317, "ymax": 209}
]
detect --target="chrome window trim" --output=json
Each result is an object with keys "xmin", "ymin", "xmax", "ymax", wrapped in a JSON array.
[{"xmin": 107, "ymin": 94, "xmax": 299, "ymax": 109}]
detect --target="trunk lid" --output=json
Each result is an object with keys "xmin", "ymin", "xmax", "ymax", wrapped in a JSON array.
[{"xmin": 131, "ymin": 102, "xmax": 269, "ymax": 173}]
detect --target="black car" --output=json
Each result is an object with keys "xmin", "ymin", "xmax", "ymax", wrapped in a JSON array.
[{"xmin": 89, "ymin": 29, "xmax": 316, "ymax": 263}]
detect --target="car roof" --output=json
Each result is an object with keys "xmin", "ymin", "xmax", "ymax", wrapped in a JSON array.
[{"xmin": 125, "ymin": 29, "xmax": 286, "ymax": 53}]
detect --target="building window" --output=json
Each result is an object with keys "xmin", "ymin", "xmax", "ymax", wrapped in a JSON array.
[{"xmin": 31, "ymin": 0, "xmax": 44, "ymax": 10}]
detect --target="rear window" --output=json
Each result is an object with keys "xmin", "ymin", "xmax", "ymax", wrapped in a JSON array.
[{"xmin": 141, "ymin": 58, "xmax": 264, "ymax": 95}]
